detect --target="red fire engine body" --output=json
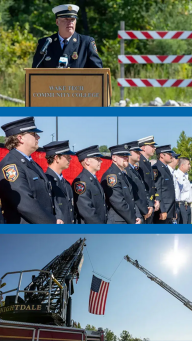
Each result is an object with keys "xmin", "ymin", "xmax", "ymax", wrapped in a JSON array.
[{"xmin": 0, "ymin": 319, "xmax": 104, "ymax": 341}]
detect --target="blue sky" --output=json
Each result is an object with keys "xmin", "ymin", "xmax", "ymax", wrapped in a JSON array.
[
  {"xmin": 0, "ymin": 234, "xmax": 192, "ymax": 341},
  {"xmin": 0, "ymin": 116, "xmax": 191, "ymax": 151}
]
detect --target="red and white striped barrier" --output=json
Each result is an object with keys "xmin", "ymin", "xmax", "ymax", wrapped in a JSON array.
[
  {"xmin": 118, "ymin": 31, "xmax": 192, "ymax": 40},
  {"xmin": 118, "ymin": 55, "xmax": 192, "ymax": 64},
  {"xmin": 117, "ymin": 79, "xmax": 192, "ymax": 87}
]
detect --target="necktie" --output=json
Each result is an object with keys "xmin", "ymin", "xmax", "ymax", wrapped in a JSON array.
[{"xmin": 62, "ymin": 39, "xmax": 69, "ymax": 53}]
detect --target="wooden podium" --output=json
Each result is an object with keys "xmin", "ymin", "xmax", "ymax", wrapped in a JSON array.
[{"xmin": 25, "ymin": 68, "xmax": 112, "ymax": 107}]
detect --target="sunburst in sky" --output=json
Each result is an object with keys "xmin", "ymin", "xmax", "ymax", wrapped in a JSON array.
[{"xmin": 163, "ymin": 236, "xmax": 187, "ymax": 275}]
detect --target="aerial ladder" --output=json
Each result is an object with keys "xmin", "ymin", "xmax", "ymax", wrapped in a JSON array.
[
  {"xmin": 0, "ymin": 238, "xmax": 86, "ymax": 325},
  {"xmin": 124, "ymin": 254, "xmax": 192, "ymax": 311}
]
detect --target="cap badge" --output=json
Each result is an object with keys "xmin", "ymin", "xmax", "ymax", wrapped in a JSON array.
[
  {"xmin": 72, "ymin": 52, "xmax": 78, "ymax": 60},
  {"xmin": 68, "ymin": 5, "xmax": 72, "ymax": 10},
  {"xmin": 124, "ymin": 144, "xmax": 128, "ymax": 149}
]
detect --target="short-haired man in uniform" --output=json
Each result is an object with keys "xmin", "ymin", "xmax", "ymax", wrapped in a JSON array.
[
  {"xmin": 72, "ymin": 145, "xmax": 107, "ymax": 224},
  {"xmin": 101, "ymin": 143, "xmax": 142, "ymax": 224},
  {"xmin": 44, "ymin": 141, "xmax": 75, "ymax": 224},
  {"xmin": 167, "ymin": 152, "xmax": 181, "ymax": 223},
  {"xmin": 0, "ymin": 117, "xmax": 58, "ymax": 224},
  {"xmin": 137, "ymin": 136, "xmax": 160, "ymax": 224},
  {"xmin": 152, "ymin": 145, "xmax": 176, "ymax": 224},
  {"xmin": 125, "ymin": 141, "xmax": 153, "ymax": 222},
  {"xmin": 32, "ymin": 4, "xmax": 102, "ymax": 68},
  {"xmin": 175, "ymin": 157, "xmax": 192, "ymax": 224}
]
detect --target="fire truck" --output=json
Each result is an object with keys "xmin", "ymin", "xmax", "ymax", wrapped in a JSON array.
[{"xmin": 0, "ymin": 238, "xmax": 104, "ymax": 341}]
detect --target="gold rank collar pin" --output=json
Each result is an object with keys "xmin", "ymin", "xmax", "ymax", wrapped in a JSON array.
[
  {"xmin": 73, "ymin": 38, "xmax": 77, "ymax": 42},
  {"xmin": 54, "ymin": 37, "xmax": 57, "ymax": 41}
]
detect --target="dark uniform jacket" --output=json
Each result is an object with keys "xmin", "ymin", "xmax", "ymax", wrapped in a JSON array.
[
  {"xmin": 32, "ymin": 32, "xmax": 103, "ymax": 69},
  {"xmin": 101, "ymin": 163, "xmax": 141, "ymax": 224},
  {"xmin": 126, "ymin": 165, "xmax": 150, "ymax": 216},
  {"xmin": 46, "ymin": 167, "xmax": 75, "ymax": 224},
  {"xmin": 72, "ymin": 168, "xmax": 107, "ymax": 224},
  {"xmin": 0, "ymin": 205, "xmax": 4, "ymax": 224},
  {"xmin": 0, "ymin": 149, "xmax": 56, "ymax": 224},
  {"xmin": 152, "ymin": 160, "xmax": 176, "ymax": 219},
  {"xmin": 138, "ymin": 154, "xmax": 159, "ymax": 206}
]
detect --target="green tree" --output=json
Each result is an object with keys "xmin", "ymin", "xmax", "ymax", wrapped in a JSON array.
[
  {"xmin": 0, "ymin": 136, "xmax": 5, "ymax": 143},
  {"xmin": 104, "ymin": 328, "xmax": 116, "ymax": 341},
  {"xmin": 99, "ymin": 145, "xmax": 110, "ymax": 153},
  {"xmin": 173, "ymin": 131, "xmax": 192, "ymax": 180},
  {"xmin": 85, "ymin": 324, "xmax": 97, "ymax": 331},
  {"xmin": 119, "ymin": 330, "xmax": 132, "ymax": 341},
  {"xmin": 73, "ymin": 321, "xmax": 81, "ymax": 328}
]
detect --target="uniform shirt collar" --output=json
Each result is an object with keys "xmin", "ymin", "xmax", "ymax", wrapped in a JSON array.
[
  {"xmin": 177, "ymin": 168, "xmax": 187, "ymax": 177},
  {"xmin": 129, "ymin": 163, "xmax": 135, "ymax": 169},
  {"xmin": 15, "ymin": 149, "xmax": 32, "ymax": 162},
  {"xmin": 168, "ymin": 165, "xmax": 174, "ymax": 173},
  {"xmin": 49, "ymin": 167, "xmax": 63, "ymax": 180},
  {"xmin": 58, "ymin": 32, "xmax": 72, "ymax": 44},
  {"xmin": 159, "ymin": 160, "xmax": 168, "ymax": 167},
  {"xmin": 143, "ymin": 155, "xmax": 149, "ymax": 162}
]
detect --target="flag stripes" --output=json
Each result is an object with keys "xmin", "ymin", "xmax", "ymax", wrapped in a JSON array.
[{"xmin": 88, "ymin": 275, "xmax": 109, "ymax": 315}]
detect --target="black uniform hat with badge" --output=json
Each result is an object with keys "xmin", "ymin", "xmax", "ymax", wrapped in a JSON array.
[
  {"xmin": 138, "ymin": 135, "xmax": 157, "ymax": 147},
  {"xmin": 1, "ymin": 117, "xmax": 43, "ymax": 137},
  {"xmin": 43, "ymin": 141, "xmax": 75, "ymax": 156},
  {"xmin": 172, "ymin": 151, "xmax": 181, "ymax": 159},
  {"xmin": 76, "ymin": 145, "xmax": 103, "ymax": 162},
  {"xmin": 52, "ymin": 4, "xmax": 79, "ymax": 19},
  {"xmin": 126, "ymin": 141, "xmax": 142, "ymax": 151},
  {"xmin": 109, "ymin": 143, "xmax": 131, "ymax": 156},
  {"xmin": 155, "ymin": 145, "xmax": 174, "ymax": 154}
]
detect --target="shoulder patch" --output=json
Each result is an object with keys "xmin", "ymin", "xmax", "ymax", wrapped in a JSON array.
[
  {"xmin": 134, "ymin": 162, "xmax": 139, "ymax": 170},
  {"xmin": 74, "ymin": 181, "xmax": 86, "ymax": 195},
  {"xmin": 153, "ymin": 169, "xmax": 158, "ymax": 179},
  {"xmin": 106, "ymin": 174, "xmax": 117, "ymax": 187},
  {"xmin": 2, "ymin": 164, "xmax": 19, "ymax": 182},
  {"xmin": 91, "ymin": 40, "xmax": 98, "ymax": 54}
]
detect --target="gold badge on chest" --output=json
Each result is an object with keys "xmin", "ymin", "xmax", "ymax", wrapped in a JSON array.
[{"xmin": 72, "ymin": 52, "xmax": 78, "ymax": 60}]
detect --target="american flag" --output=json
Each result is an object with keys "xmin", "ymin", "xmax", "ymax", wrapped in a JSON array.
[{"xmin": 88, "ymin": 275, "xmax": 109, "ymax": 315}]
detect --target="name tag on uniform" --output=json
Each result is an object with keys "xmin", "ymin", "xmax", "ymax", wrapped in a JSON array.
[
  {"xmin": 123, "ymin": 186, "xmax": 127, "ymax": 188},
  {"xmin": 33, "ymin": 177, "xmax": 38, "ymax": 180},
  {"xmin": 165, "ymin": 178, "xmax": 169, "ymax": 180}
]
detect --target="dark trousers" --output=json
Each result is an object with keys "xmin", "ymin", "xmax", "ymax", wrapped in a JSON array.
[
  {"xmin": 153, "ymin": 211, "xmax": 172, "ymax": 224},
  {"xmin": 179, "ymin": 204, "xmax": 191, "ymax": 224},
  {"xmin": 145, "ymin": 211, "xmax": 154, "ymax": 224}
]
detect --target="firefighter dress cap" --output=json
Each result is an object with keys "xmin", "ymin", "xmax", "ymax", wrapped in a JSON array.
[
  {"xmin": 1, "ymin": 117, "xmax": 43, "ymax": 137},
  {"xmin": 155, "ymin": 145, "xmax": 174, "ymax": 154},
  {"xmin": 76, "ymin": 145, "xmax": 103, "ymax": 162},
  {"xmin": 172, "ymin": 151, "xmax": 181, "ymax": 159},
  {"xmin": 126, "ymin": 141, "xmax": 142, "ymax": 151},
  {"xmin": 138, "ymin": 135, "xmax": 157, "ymax": 147},
  {"xmin": 109, "ymin": 143, "xmax": 131, "ymax": 156},
  {"xmin": 43, "ymin": 141, "xmax": 75, "ymax": 156},
  {"xmin": 52, "ymin": 4, "xmax": 79, "ymax": 18}
]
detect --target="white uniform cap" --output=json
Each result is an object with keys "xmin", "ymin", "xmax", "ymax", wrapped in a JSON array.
[{"xmin": 52, "ymin": 4, "xmax": 79, "ymax": 18}]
